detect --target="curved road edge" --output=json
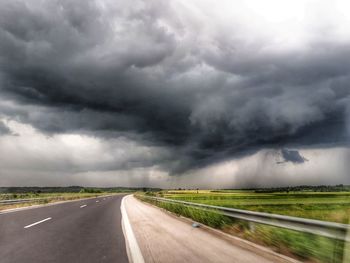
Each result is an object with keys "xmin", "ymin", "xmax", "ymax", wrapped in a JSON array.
[{"xmin": 121, "ymin": 195, "xmax": 145, "ymax": 263}]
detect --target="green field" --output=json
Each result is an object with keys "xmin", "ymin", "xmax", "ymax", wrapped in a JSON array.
[
  {"xmin": 138, "ymin": 190, "xmax": 350, "ymax": 263},
  {"xmin": 163, "ymin": 190, "xmax": 350, "ymax": 224}
]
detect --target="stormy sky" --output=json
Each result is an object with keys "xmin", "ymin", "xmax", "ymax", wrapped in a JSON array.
[{"xmin": 0, "ymin": 0, "xmax": 350, "ymax": 187}]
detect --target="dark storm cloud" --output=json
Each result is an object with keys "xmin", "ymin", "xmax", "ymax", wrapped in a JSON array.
[
  {"xmin": 280, "ymin": 149, "xmax": 307, "ymax": 164},
  {"xmin": 0, "ymin": 0, "xmax": 350, "ymax": 173}
]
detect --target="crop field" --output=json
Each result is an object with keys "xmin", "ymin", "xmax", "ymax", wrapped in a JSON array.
[
  {"xmin": 162, "ymin": 190, "xmax": 350, "ymax": 224},
  {"xmin": 139, "ymin": 190, "xmax": 350, "ymax": 262}
]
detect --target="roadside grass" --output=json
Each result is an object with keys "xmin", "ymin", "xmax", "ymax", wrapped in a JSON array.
[
  {"xmin": 163, "ymin": 191, "xmax": 350, "ymax": 223},
  {"xmin": 0, "ymin": 192, "xmax": 110, "ymax": 211},
  {"xmin": 137, "ymin": 195, "xmax": 232, "ymax": 228},
  {"xmin": 137, "ymin": 191, "xmax": 349, "ymax": 263},
  {"xmin": 238, "ymin": 224, "xmax": 344, "ymax": 263}
]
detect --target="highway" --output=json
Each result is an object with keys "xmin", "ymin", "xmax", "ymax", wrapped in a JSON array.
[{"xmin": 0, "ymin": 194, "xmax": 128, "ymax": 263}]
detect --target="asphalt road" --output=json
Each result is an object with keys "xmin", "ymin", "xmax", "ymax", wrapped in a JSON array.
[{"xmin": 0, "ymin": 194, "xmax": 128, "ymax": 263}]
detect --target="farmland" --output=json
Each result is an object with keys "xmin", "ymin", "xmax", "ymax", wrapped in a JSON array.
[{"xmin": 163, "ymin": 190, "xmax": 350, "ymax": 223}]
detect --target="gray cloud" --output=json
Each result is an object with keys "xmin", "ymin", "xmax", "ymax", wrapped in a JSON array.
[
  {"xmin": 280, "ymin": 149, "xmax": 308, "ymax": 164},
  {"xmin": 0, "ymin": 121, "xmax": 11, "ymax": 135},
  {"xmin": 0, "ymin": 0, "xmax": 349, "ymax": 178}
]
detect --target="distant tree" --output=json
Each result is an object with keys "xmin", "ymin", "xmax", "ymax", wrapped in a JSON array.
[{"xmin": 79, "ymin": 188, "xmax": 102, "ymax": 194}]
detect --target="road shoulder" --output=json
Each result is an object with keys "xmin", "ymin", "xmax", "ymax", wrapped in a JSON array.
[{"xmin": 124, "ymin": 195, "xmax": 299, "ymax": 263}]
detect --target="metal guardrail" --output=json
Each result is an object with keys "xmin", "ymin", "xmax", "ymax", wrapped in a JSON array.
[{"xmin": 143, "ymin": 196, "xmax": 350, "ymax": 242}]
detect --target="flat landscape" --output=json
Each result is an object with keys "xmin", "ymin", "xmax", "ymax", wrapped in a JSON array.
[
  {"xmin": 0, "ymin": 187, "xmax": 140, "ymax": 211},
  {"xmin": 163, "ymin": 190, "xmax": 350, "ymax": 223},
  {"xmin": 1, "ymin": 186, "xmax": 349, "ymax": 262}
]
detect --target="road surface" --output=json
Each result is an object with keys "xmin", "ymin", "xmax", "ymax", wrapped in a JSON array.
[
  {"xmin": 0, "ymin": 194, "xmax": 128, "ymax": 263},
  {"xmin": 124, "ymin": 195, "xmax": 298, "ymax": 263}
]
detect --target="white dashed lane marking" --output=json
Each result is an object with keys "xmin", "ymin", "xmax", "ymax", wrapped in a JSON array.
[{"xmin": 24, "ymin": 217, "xmax": 52, "ymax": 229}]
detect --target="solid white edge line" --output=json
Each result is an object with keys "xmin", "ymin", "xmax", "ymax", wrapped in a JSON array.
[
  {"xmin": 80, "ymin": 205, "xmax": 87, "ymax": 208},
  {"xmin": 121, "ymin": 195, "xmax": 145, "ymax": 263},
  {"xmin": 24, "ymin": 217, "xmax": 52, "ymax": 229}
]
